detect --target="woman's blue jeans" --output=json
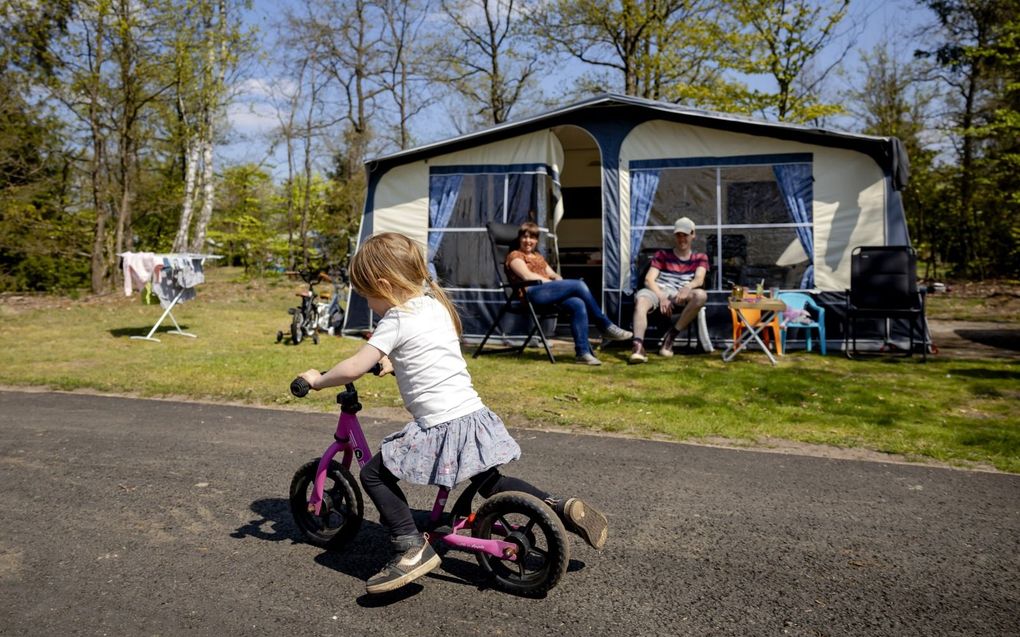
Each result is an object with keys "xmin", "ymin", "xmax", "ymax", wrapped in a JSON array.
[{"xmin": 525, "ymin": 279, "xmax": 612, "ymax": 356}]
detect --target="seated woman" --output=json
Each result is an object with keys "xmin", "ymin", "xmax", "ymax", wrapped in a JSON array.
[{"xmin": 505, "ymin": 222, "xmax": 632, "ymax": 365}]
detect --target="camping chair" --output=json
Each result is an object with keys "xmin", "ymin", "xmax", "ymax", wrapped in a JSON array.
[
  {"xmin": 844, "ymin": 246, "xmax": 927, "ymax": 361},
  {"xmin": 625, "ymin": 249, "xmax": 713, "ymax": 353},
  {"xmin": 778, "ymin": 292, "xmax": 826, "ymax": 355},
  {"xmin": 472, "ymin": 222, "xmax": 560, "ymax": 363},
  {"xmin": 729, "ymin": 294, "xmax": 782, "ymax": 355}
]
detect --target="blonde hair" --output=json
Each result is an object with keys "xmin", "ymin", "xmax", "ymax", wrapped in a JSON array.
[{"xmin": 349, "ymin": 232, "xmax": 463, "ymax": 335}]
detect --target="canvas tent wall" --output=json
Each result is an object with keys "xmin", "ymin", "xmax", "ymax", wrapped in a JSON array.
[{"xmin": 344, "ymin": 94, "xmax": 910, "ymax": 343}]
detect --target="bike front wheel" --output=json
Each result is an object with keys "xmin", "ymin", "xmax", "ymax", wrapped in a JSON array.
[
  {"xmin": 472, "ymin": 491, "xmax": 570, "ymax": 597},
  {"xmin": 289, "ymin": 459, "xmax": 363, "ymax": 550}
]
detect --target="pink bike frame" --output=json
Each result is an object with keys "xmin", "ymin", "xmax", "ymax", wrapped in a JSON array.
[{"xmin": 308, "ymin": 397, "xmax": 519, "ymax": 561}]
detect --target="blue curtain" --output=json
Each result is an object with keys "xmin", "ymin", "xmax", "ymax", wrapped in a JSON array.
[
  {"xmin": 427, "ymin": 175, "xmax": 463, "ymax": 278},
  {"xmin": 773, "ymin": 164, "xmax": 814, "ymax": 288},
  {"xmin": 628, "ymin": 170, "xmax": 661, "ymax": 291}
]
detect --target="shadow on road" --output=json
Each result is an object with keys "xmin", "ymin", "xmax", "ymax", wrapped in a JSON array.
[
  {"xmin": 233, "ymin": 497, "xmax": 589, "ymax": 605},
  {"xmin": 230, "ymin": 497, "xmax": 305, "ymax": 543}
]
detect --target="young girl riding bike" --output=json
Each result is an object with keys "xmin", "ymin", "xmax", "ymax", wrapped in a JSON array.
[{"xmin": 298, "ymin": 232, "xmax": 608, "ymax": 595}]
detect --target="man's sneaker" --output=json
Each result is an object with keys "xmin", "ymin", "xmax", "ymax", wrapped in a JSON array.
[
  {"xmin": 600, "ymin": 324, "xmax": 634, "ymax": 341},
  {"xmin": 560, "ymin": 498, "xmax": 608, "ymax": 550},
  {"xmin": 365, "ymin": 533, "xmax": 441, "ymax": 594},
  {"xmin": 628, "ymin": 341, "xmax": 648, "ymax": 364},
  {"xmin": 576, "ymin": 352, "xmax": 602, "ymax": 366},
  {"xmin": 658, "ymin": 327, "xmax": 679, "ymax": 358}
]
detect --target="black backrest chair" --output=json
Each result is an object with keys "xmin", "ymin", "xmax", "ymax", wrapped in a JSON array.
[
  {"xmin": 844, "ymin": 246, "xmax": 927, "ymax": 361},
  {"xmin": 471, "ymin": 222, "xmax": 560, "ymax": 363},
  {"xmin": 706, "ymin": 234, "xmax": 748, "ymax": 288}
]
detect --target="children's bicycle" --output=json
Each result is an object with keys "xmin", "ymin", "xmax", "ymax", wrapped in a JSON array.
[
  {"xmin": 288, "ymin": 372, "xmax": 570, "ymax": 596},
  {"xmin": 277, "ymin": 269, "xmax": 327, "ymax": 345}
]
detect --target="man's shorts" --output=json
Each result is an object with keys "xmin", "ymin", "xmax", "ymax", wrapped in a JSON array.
[{"xmin": 635, "ymin": 286, "xmax": 686, "ymax": 311}]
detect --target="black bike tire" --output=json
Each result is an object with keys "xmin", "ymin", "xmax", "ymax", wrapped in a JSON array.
[
  {"xmin": 290, "ymin": 312, "xmax": 303, "ymax": 345},
  {"xmin": 472, "ymin": 491, "xmax": 570, "ymax": 597},
  {"xmin": 289, "ymin": 459, "xmax": 363, "ymax": 550}
]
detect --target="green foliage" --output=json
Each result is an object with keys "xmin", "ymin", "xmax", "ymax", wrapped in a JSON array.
[
  {"xmin": 915, "ymin": 0, "xmax": 1020, "ymax": 278},
  {"xmin": 535, "ymin": 0, "xmax": 744, "ymax": 105},
  {"xmin": 725, "ymin": 0, "xmax": 849, "ymax": 122},
  {"xmin": 207, "ymin": 164, "xmax": 276, "ymax": 274},
  {"xmin": 0, "ymin": 73, "xmax": 91, "ymax": 292}
]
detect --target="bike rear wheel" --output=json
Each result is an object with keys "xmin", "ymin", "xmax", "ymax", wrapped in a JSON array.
[
  {"xmin": 289, "ymin": 459, "xmax": 363, "ymax": 549},
  {"xmin": 472, "ymin": 491, "xmax": 569, "ymax": 597}
]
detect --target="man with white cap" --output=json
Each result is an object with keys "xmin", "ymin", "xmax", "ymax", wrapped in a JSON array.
[{"xmin": 629, "ymin": 217, "xmax": 709, "ymax": 363}]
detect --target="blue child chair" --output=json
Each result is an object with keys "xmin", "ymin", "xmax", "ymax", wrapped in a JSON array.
[{"xmin": 778, "ymin": 292, "xmax": 826, "ymax": 355}]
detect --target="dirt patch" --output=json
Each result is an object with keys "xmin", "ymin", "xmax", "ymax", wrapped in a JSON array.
[{"xmin": 927, "ymin": 320, "xmax": 1020, "ymax": 360}]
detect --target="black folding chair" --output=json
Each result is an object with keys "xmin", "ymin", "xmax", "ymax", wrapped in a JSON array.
[
  {"xmin": 472, "ymin": 222, "xmax": 560, "ymax": 363},
  {"xmin": 844, "ymin": 246, "xmax": 927, "ymax": 361}
]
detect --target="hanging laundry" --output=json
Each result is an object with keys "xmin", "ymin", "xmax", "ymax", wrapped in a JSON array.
[
  {"xmin": 153, "ymin": 257, "xmax": 198, "ymax": 308},
  {"xmin": 121, "ymin": 252, "xmax": 156, "ymax": 296}
]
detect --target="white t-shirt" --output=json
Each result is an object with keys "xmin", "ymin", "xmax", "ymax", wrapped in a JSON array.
[{"xmin": 368, "ymin": 295, "xmax": 484, "ymax": 427}]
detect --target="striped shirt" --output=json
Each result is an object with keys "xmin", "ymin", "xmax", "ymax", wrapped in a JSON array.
[{"xmin": 650, "ymin": 249, "xmax": 709, "ymax": 290}]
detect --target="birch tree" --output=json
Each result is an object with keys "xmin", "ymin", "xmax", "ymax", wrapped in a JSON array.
[{"xmin": 169, "ymin": 0, "xmax": 248, "ymax": 254}]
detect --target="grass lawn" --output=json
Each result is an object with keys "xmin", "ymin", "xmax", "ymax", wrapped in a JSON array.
[{"xmin": 1, "ymin": 268, "xmax": 1018, "ymax": 473}]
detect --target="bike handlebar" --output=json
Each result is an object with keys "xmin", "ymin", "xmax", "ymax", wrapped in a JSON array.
[
  {"xmin": 289, "ymin": 362, "xmax": 383, "ymax": 398},
  {"xmin": 290, "ymin": 376, "xmax": 312, "ymax": 398}
]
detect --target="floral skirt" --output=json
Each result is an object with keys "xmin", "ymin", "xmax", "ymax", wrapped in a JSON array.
[{"xmin": 380, "ymin": 407, "xmax": 521, "ymax": 489}]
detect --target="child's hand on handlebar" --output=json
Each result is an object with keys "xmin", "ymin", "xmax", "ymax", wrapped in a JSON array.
[
  {"xmin": 299, "ymin": 369, "xmax": 322, "ymax": 390},
  {"xmin": 376, "ymin": 356, "xmax": 394, "ymax": 377}
]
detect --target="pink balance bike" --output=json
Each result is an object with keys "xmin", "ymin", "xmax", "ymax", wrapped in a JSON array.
[{"xmin": 288, "ymin": 371, "xmax": 570, "ymax": 596}]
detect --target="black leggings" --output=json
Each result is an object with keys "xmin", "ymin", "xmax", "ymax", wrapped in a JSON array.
[{"xmin": 359, "ymin": 453, "xmax": 550, "ymax": 538}]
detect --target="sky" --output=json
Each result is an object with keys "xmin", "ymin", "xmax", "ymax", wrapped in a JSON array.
[{"xmin": 218, "ymin": 0, "xmax": 935, "ymax": 180}]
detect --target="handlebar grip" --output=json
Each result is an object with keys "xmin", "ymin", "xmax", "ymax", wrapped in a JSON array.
[
  {"xmin": 370, "ymin": 362, "xmax": 383, "ymax": 376},
  {"xmin": 290, "ymin": 377, "xmax": 311, "ymax": 398}
]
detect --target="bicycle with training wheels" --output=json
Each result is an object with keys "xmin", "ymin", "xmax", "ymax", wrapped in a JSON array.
[
  {"xmin": 288, "ymin": 370, "xmax": 570, "ymax": 596},
  {"xmin": 277, "ymin": 269, "xmax": 327, "ymax": 346}
]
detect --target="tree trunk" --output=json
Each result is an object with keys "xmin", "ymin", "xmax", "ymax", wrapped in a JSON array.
[
  {"xmin": 188, "ymin": 0, "xmax": 227, "ymax": 255},
  {"xmin": 190, "ymin": 133, "xmax": 215, "ymax": 253},
  {"xmin": 88, "ymin": 4, "xmax": 111, "ymax": 294},
  {"xmin": 173, "ymin": 138, "xmax": 200, "ymax": 251}
]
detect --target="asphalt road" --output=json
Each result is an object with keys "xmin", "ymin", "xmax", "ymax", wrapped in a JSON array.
[{"xmin": 0, "ymin": 390, "xmax": 1017, "ymax": 636}]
